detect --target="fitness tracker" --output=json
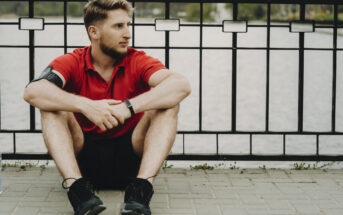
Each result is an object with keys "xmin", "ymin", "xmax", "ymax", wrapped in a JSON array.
[{"xmin": 124, "ymin": 99, "xmax": 135, "ymax": 117}]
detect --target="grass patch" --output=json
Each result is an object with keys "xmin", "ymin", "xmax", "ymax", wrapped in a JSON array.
[
  {"xmin": 292, "ymin": 161, "xmax": 337, "ymax": 170},
  {"xmin": 162, "ymin": 161, "xmax": 174, "ymax": 169},
  {"xmin": 1, "ymin": 160, "xmax": 49, "ymax": 172}
]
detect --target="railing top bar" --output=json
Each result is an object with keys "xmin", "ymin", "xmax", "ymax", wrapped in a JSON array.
[{"xmin": 0, "ymin": 0, "xmax": 341, "ymax": 4}]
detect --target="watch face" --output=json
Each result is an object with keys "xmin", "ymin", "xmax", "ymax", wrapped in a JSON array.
[{"xmin": 39, "ymin": 66, "xmax": 53, "ymax": 78}]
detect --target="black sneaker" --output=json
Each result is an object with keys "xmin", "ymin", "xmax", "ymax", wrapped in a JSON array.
[
  {"xmin": 120, "ymin": 178, "xmax": 154, "ymax": 215},
  {"xmin": 64, "ymin": 178, "xmax": 106, "ymax": 215}
]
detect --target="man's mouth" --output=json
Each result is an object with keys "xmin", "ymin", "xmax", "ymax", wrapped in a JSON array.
[{"xmin": 120, "ymin": 42, "xmax": 129, "ymax": 46}]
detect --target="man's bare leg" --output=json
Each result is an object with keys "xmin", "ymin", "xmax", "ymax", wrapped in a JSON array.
[
  {"xmin": 131, "ymin": 105, "xmax": 179, "ymax": 184},
  {"xmin": 40, "ymin": 110, "xmax": 84, "ymax": 187}
]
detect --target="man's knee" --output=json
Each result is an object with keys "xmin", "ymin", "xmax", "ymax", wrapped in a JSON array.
[
  {"xmin": 150, "ymin": 104, "xmax": 180, "ymax": 119},
  {"xmin": 40, "ymin": 110, "xmax": 70, "ymax": 122}
]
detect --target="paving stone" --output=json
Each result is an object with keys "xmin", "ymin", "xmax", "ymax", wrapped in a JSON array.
[
  {"xmin": 169, "ymin": 198, "xmax": 193, "ymax": 209},
  {"xmin": 40, "ymin": 207, "xmax": 73, "ymax": 213},
  {"xmin": 239, "ymin": 194, "xmax": 265, "ymax": 204},
  {"xmin": 266, "ymin": 200, "xmax": 293, "ymax": 210},
  {"xmin": 0, "ymin": 202, "xmax": 17, "ymax": 213},
  {"xmin": 152, "ymin": 208, "xmax": 195, "ymax": 214},
  {"xmin": 18, "ymin": 202, "xmax": 66, "ymax": 207},
  {"xmin": 268, "ymin": 209, "xmax": 297, "ymax": 215},
  {"xmin": 231, "ymin": 179, "xmax": 253, "ymax": 187},
  {"xmin": 26, "ymin": 187, "xmax": 51, "ymax": 198},
  {"xmin": 195, "ymin": 204, "xmax": 220, "ymax": 215},
  {"xmin": 291, "ymin": 203, "xmax": 321, "ymax": 214},
  {"xmin": 246, "ymin": 208, "xmax": 271, "ymax": 215},
  {"xmin": 151, "ymin": 193, "xmax": 168, "ymax": 203},
  {"xmin": 7, "ymin": 183, "xmax": 31, "ymax": 192},
  {"xmin": 220, "ymin": 207, "xmax": 248, "ymax": 215},
  {"xmin": 12, "ymin": 206, "xmax": 40, "ymax": 215},
  {"xmin": 321, "ymin": 209, "xmax": 343, "ymax": 215},
  {"xmin": 1, "ymin": 191, "xmax": 26, "ymax": 197},
  {"xmin": 213, "ymin": 190, "xmax": 238, "ymax": 199}
]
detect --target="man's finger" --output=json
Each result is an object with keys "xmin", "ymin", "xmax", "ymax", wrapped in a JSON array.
[
  {"xmin": 98, "ymin": 124, "xmax": 107, "ymax": 131},
  {"xmin": 106, "ymin": 99, "xmax": 122, "ymax": 105},
  {"xmin": 103, "ymin": 120, "xmax": 113, "ymax": 130},
  {"xmin": 110, "ymin": 110, "xmax": 125, "ymax": 124},
  {"xmin": 108, "ymin": 115, "xmax": 119, "ymax": 127}
]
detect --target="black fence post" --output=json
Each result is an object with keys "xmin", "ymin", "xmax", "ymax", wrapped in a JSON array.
[
  {"xmin": 29, "ymin": 0, "xmax": 35, "ymax": 131},
  {"xmin": 298, "ymin": 3, "xmax": 305, "ymax": 133}
]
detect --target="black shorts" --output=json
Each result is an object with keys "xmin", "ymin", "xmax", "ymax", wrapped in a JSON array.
[{"xmin": 77, "ymin": 130, "xmax": 141, "ymax": 190}]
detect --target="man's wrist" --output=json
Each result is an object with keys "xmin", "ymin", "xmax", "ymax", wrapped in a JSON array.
[
  {"xmin": 124, "ymin": 99, "xmax": 135, "ymax": 117},
  {"xmin": 76, "ymin": 96, "xmax": 90, "ymax": 114}
]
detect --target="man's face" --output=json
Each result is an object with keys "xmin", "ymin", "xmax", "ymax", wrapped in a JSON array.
[{"xmin": 97, "ymin": 9, "xmax": 131, "ymax": 59}]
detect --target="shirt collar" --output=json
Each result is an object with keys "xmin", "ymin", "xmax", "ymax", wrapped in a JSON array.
[
  {"xmin": 85, "ymin": 46, "xmax": 133, "ymax": 72},
  {"xmin": 85, "ymin": 46, "xmax": 95, "ymax": 72}
]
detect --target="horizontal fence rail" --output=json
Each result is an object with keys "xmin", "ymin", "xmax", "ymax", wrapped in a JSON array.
[{"xmin": 0, "ymin": 0, "xmax": 343, "ymax": 161}]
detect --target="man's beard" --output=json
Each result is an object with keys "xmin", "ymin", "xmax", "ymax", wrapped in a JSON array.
[{"xmin": 100, "ymin": 39, "xmax": 128, "ymax": 61}]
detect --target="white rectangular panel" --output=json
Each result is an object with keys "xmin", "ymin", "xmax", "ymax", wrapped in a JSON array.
[
  {"xmin": 155, "ymin": 19, "xmax": 180, "ymax": 31},
  {"xmin": 19, "ymin": 18, "xmax": 44, "ymax": 30},
  {"xmin": 303, "ymin": 51, "xmax": 332, "ymax": 132},
  {"xmin": 223, "ymin": 20, "xmax": 247, "ymax": 33},
  {"xmin": 290, "ymin": 22, "xmax": 314, "ymax": 33},
  {"xmin": 269, "ymin": 51, "xmax": 298, "ymax": 131}
]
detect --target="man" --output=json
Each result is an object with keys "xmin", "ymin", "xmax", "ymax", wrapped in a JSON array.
[{"xmin": 23, "ymin": 0, "xmax": 191, "ymax": 214}]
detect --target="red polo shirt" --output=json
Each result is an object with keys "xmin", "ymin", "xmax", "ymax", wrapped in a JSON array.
[{"xmin": 49, "ymin": 46, "xmax": 166, "ymax": 139}]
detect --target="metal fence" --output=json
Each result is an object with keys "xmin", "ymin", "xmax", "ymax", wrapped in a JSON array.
[{"xmin": 1, "ymin": 0, "xmax": 343, "ymax": 161}]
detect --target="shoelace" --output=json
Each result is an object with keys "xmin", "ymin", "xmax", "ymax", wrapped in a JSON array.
[
  {"xmin": 61, "ymin": 177, "xmax": 96, "ymax": 193},
  {"xmin": 62, "ymin": 177, "xmax": 78, "ymax": 189}
]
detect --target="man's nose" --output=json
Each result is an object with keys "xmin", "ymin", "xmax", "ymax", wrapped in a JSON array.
[{"xmin": 123, "ymin": 26, "xmax": 131, "ymax": 39}]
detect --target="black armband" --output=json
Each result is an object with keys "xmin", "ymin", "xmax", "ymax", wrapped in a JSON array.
[{"xmin": 30, "ymin": 66, "xmax": 63, "ymax": 88}]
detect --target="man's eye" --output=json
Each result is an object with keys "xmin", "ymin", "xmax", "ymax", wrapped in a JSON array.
[{"xmin": 116, "ymin": 24, "xmax": 123, "ymax": 28}]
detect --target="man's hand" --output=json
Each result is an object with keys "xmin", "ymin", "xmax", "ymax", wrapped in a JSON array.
[
  {"xmin": 81, "ymin": 99, "xmax": 123, "ymax": 131},
  {"xmin": 109, "ymin": 102, "xmax": 132, "ymax": 125}
]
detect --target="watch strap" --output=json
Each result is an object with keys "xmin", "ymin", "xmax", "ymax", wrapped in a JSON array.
[{"xmin": 124, "ymin": 99, "xmax": 135, "ymax": 116}]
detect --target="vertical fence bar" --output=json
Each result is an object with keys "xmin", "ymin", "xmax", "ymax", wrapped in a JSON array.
[
  {"xmin": 216, "ymin": 133, "xmax": 219, "ymax": 155},
  {"xmin": 13, "ymin": 133, "xmax": 16, "ymax": 154},
  {"xmin": 182, "ymin": 134, "xmax": 185, "ymax": 155},
  {"xmin": 283, "ymin": 134, "xmax": 286, "ymax": 155},
  {"xmin": 316, "ymin": 134, "xmax": 319, "ymax": 156},
  {"xmin": 132, "ymin": 1, "xmax": 135, "ymax": 48},
  {"xmin": 165, "ymin": 1, "xmax": 170, "ymax": 68},
  {"xmin": 332, "ymin": 4, "xmax": 338, "ymax": 132},
  {"xmin": 266, "ymin": 3, "xmax": 271, "ymax": 132},
  {"xmin": 64, "ymin": 0, "xmax": 67, "ymax": 54},
  {"xmin": 250, "ymin": 134, "xmax": 252, "ymax": 155},
  {"xmin": 298, "ymin": 3, "xmax": 305, "ymax": 133},
  {"xmin": 231, "ymin": 2, "xmax": 238, "ymax": 132},
  {"xmin": 29, "ymin": 0, "xmax": 35, "ymax": 130},
  {"xmin": 0, "ymin": 86, "xmax": 1, "ymax": 130},
  {"xmin": 199, "ymin": 2, "xmax": 203, "ymax": 131}
]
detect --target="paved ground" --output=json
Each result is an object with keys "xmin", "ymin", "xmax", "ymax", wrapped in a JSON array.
[{"xmin": 0, "ymin": 166, "xmax": 343, "ymax": 215}]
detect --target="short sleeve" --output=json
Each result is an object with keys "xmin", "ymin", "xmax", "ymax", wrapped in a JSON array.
[
  {"xmin": 48, "ymin": 53, "xmax": 79, "ymax": 85},
  {"xmin": 135, "ymin": 52, "xmax": 166, "ymax": 84}
]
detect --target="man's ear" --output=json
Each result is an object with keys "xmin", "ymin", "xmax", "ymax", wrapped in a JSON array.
[{"xmin": 88, "ymin": 25, "xmax": 100, "ymax": 40}]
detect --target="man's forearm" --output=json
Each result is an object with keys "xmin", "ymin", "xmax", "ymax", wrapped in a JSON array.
[
  {"xmin": 130, "ymin": 74, "xmax": 191, "ymax": 114},
  {"xmin": 24, "ymin": 80, "xmax": 88, "ymax": 113}
]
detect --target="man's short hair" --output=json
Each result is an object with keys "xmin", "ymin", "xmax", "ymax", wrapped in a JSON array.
[{"xmin": 84, "ymin": 0, "xmax": 133, "ymax": 33}]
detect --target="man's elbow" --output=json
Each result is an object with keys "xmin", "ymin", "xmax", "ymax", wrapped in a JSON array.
[
  {"xmin": 23, "ymin": 84, "xmax": 34, "ymax": 103},
  {"xmin": 183, "ymin": 78, "xmax": 192, "ymax": 97},
  {"xmin": 176, "ymin": 74, "xmax": 191, "ymax": 97},
  {"xmin": 23, "ymin": 82, "xmax": 39, "ymax": 104}
]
